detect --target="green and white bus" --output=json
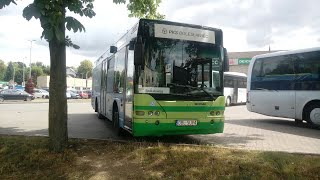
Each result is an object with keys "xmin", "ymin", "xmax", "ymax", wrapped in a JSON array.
[
  {"xmin": 92, "ymin": 19, "xmax": 229, "ymax": 136},
  {"xmin": 247, "ymin": 47, "xmax": 320, "ymax": 127}
]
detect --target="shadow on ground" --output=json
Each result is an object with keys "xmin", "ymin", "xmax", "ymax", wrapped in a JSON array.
[
  {"xmin": 226, "ymin": 119, "xmax": 320, "ymax": 139},
  {"xmin": 0, "ymin": 127, "xmax": 48, "ymax": 137}
]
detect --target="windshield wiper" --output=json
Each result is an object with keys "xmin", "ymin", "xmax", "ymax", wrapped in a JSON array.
[{"xmin": 256, "ymin": 88, "xmax": 268, "ymax": 90}]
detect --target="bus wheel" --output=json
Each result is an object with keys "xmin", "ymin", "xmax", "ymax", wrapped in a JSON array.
[
  {"xmin": 96, "ymin": 101, "xmax": 104, "ymax": 119},
  {"xmin": 305, "ymin": 103, "xmax": 320, "ymax": 128},
  {"xmin": 94, "ymin": 100, "xmax": 98, "ymax": 112},
  {"xmin": 225, "ymin": 97, "xmax": 231, "ymax": 107},
  {"xmin": 113, "ymin": 107, "xmax": 122, "ymax": 136}
]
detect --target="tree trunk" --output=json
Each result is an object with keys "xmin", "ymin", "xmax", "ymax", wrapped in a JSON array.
[{"xmin": 48, "ymin": 12, "xmax": 68, "ymax": 152}]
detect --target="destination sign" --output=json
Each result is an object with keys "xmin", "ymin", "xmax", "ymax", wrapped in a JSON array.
[{"xmin": 154, "ymin": 24, "xmax": 215, "ymax": 44}]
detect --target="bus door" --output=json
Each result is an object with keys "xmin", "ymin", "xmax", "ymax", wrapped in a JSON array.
[
  {"xmin": 232, "ymin": 79, "xmax": 238, "ymax": 104},
  {"xmin": 124, "ymin": 46, "xmax": 134, "ymax": 129},
  {"xmin": 101, "ymin": 61, "xmax": 107, "ymax": 117},
  {"xmin": 106, "ymin": 56, "xmax": 115, "ymax": 120},
  {"xmin": 237, "ymin": 77, "xmax": 247, "ymax": 103}
]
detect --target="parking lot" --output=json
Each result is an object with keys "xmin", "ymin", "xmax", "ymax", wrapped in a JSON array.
[
  {"xmin": 193, "ymin": 105, "xmax": 320, "ymax": 154},
  {"xmin": 0, "ymin": 102, "xmax": 319, "ymax": 154}
]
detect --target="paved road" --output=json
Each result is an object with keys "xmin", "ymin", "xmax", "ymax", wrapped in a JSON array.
[{"xmin": 0, "ymin": 102, "xmax": 319, "ymax": 154}]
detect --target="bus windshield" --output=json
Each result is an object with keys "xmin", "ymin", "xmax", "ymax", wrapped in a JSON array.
[{"xmin": 136, "ymin": 38, "xmax": 223, "ymax": 100}]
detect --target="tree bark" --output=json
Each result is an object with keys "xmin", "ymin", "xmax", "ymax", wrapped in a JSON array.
[{"xmin": 48, "ymin": 11, "xmax": 68, "ymax": 152}]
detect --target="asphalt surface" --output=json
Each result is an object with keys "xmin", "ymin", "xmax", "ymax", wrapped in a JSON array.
[{"xmin": 0, "ymin": 101, "xmax": 319, "ymax": 154}]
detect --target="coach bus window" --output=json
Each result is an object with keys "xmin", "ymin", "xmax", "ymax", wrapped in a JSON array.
[{"xmin": 295, "ymin": 51, "xmax": 320, "ymax": 90}]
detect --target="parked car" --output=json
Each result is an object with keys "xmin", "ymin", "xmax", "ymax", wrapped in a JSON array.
[
  {"xmin": 69, "ymin": 91, "xmax": 81, "ymax": 99},
  {"xmin": 0, "ymin": 89, "xmax": 34, "ymax": 102},
  {"xmin": 34, "ymin": 89, "xmax": 49, "ymax": 99},
  {"xmin": 66, "ymin": 91, "xmax": 71, "ymax": 99},
  {"xmin": 76, "ymin": 90, "xmax": 88, "ymax": 99},
  {"xmin": 85, "ymin": 90, "xmax": 92, "ymax": 98}
]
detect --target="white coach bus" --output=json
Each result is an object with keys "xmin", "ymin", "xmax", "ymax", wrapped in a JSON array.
[
  {"xmin": 246, "ymin": 47, "xmax": 320, "ymax": 127},
  {"xmin": 224, "ymin": 72, "xmax": 247, "ymax": 106}
]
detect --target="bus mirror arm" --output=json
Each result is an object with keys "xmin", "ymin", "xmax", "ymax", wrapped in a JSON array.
[
  {"xmin": 129, "ymin": 40, "xmax": 135, "ymax": 50},
  {"xmin": 134, "ymin": 36, "xmax": 144, "ymax": 67},
  {"xmin": 223, "ymin": 48, "xmax": 229, "ymax": 72}
]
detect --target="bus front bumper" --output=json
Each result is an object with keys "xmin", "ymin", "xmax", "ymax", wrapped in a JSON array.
[{"xmin": 132, "ymin": 118, "xmax": 224, "ymax": 137}]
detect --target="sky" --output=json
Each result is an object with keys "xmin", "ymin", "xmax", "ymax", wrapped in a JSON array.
[{"xmin": 0, "ymin": 0, "xmax": 320, "ymax": 67}]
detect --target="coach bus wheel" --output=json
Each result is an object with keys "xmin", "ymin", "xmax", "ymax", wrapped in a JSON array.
[
  {"xmin": 305, "ymin": 103, "xmax": 320, "ymax": 128},
  {"xmin": 113, "ymin": 107, "xmax": 122, "ymax": 136},
  {"xmin": 0, "ymin": 97, "xmax": 4, "ymax": 102},
  {"xmin": 225, "ymin": 97, "xmax": 231, "ymax": 107}
]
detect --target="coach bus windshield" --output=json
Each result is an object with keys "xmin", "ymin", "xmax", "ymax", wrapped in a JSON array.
[{"xmin": 136, "ymin": 38, "xmax": 223, "ymax": 101}]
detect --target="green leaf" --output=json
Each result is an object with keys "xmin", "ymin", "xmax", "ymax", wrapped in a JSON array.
[
  {"xmin": 54, "ymin": 26, "xmax": 64, "ymax": 42},
  {"xmin": 0, "ymin": 0, "xmax": 17, "ymax": 9},
  {"xmin": 72, "ymin": 44, "xmax": 80, "ymax": 49},
  {"xmin": 46, "ymin": 28, "xmax": 54, "ymax": 41},
  {"xmin": 23, "ymin": 4, "xmax": 35, "ymax": 21},
  {"xmin": 125, "ymin": 0, "xmax": 165, "ymax": 20},
  {"xmin": 65, "ymin": 16, "xmax": 86, "ymax": 33}
]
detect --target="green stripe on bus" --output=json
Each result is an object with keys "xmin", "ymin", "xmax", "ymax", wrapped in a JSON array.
[
  {"xmin": 133, "ymin": 121, "xmax": 224, "ymax": 136},
  {"xmin": 134, "ymin": 106, "xmax": 225, "ymax": 112}
]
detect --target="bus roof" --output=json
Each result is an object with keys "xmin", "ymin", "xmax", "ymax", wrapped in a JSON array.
[
  {"xmin": 252, "ymin": 46, "xmax": 320, "ymax": 60},
  {"xmin": 138, "ymin": 19, "xmax": 223, "ymax": 33}
]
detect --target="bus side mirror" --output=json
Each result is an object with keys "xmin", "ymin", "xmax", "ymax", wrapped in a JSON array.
[
  {"xmin": 129, "ymin": 40, "xmax": 135, "ymax": 50},
  {"xmin": 110, "ymin": 46, "xmax": 117, "ymax": 53},
  {"xmin": 134, "ymin": 36, "xmax": 144, "ymax": 66},
  {"xmin": 223, "ymin": 48, "xmax": 229, "ymax": 72}
]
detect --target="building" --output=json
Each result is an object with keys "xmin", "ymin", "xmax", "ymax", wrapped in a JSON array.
[
  {"xmin": 66, "ymin": 67, "xmax": 77, "ymax": 78},
  {"xmin": 37, "ymin": 76, "xmax": 92, "ymax": 90},
  {"xmin": 228, "ymin": 50, "xmax": 280, "ymax": 74}
]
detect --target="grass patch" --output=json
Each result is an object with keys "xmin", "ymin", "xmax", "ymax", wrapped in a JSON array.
[{"xmin": 0, "ymin": 135, "xmax": 319, "ymax": 179}]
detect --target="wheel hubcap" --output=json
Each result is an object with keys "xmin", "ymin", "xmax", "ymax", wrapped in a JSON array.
[{"xmin": 310, "ymin": 108, "xmax": 320, "ymax": 125}]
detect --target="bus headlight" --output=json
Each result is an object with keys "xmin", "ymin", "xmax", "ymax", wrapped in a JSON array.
[
  {"xmin": 136, "ymin": 111, "xmax": 145, "ymax": 116},
  {"xmin": 148, "ymin": 111, "xmax": 153, "ymax": 116},
  {"xmin": 154, "ymin": 111, "xmax": 160, "ymax": 116}
]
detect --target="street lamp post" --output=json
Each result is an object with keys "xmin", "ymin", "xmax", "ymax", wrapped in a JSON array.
[
  {"xmin": 22, "ymin": 57, "xmax": 27, "ymax": 86},
  {"xmin": 28, "ymin": 40, "xmax": 36, "ymax": 79},
  {"xmin": 12, "ymin": 66, "xmax": 15, "ymax": 89},
  {"xmin": 85, "ymin": 71, "xmax": 89, "ymax": 88}
]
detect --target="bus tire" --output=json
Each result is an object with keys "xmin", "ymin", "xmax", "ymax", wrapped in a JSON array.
[
  {"xmin": 94, "ymin": 99, "xmax": 98, "ymax": 112},
  {"xmin": 305, "ymin": 103, "xmax": 320, "ymax": 128},
  {"xmin": 97, "ymin": 112, "xmax": 104, "ymax": 119},
  {"xmin": 96, "ymin": 100, "xmax": 104, "ymax": 119},
  {"xmin": 225, "ymin": 96, "xmax": 231, "ymax": 107},
  {"xmin": 113, "ymin": 106, "xmax": 122, "ymax": 136}
]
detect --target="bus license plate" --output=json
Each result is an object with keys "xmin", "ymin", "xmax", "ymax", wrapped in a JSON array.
[{"xmin": 176, "ymin": 120, "xmax": 197, "ymax": 126}]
